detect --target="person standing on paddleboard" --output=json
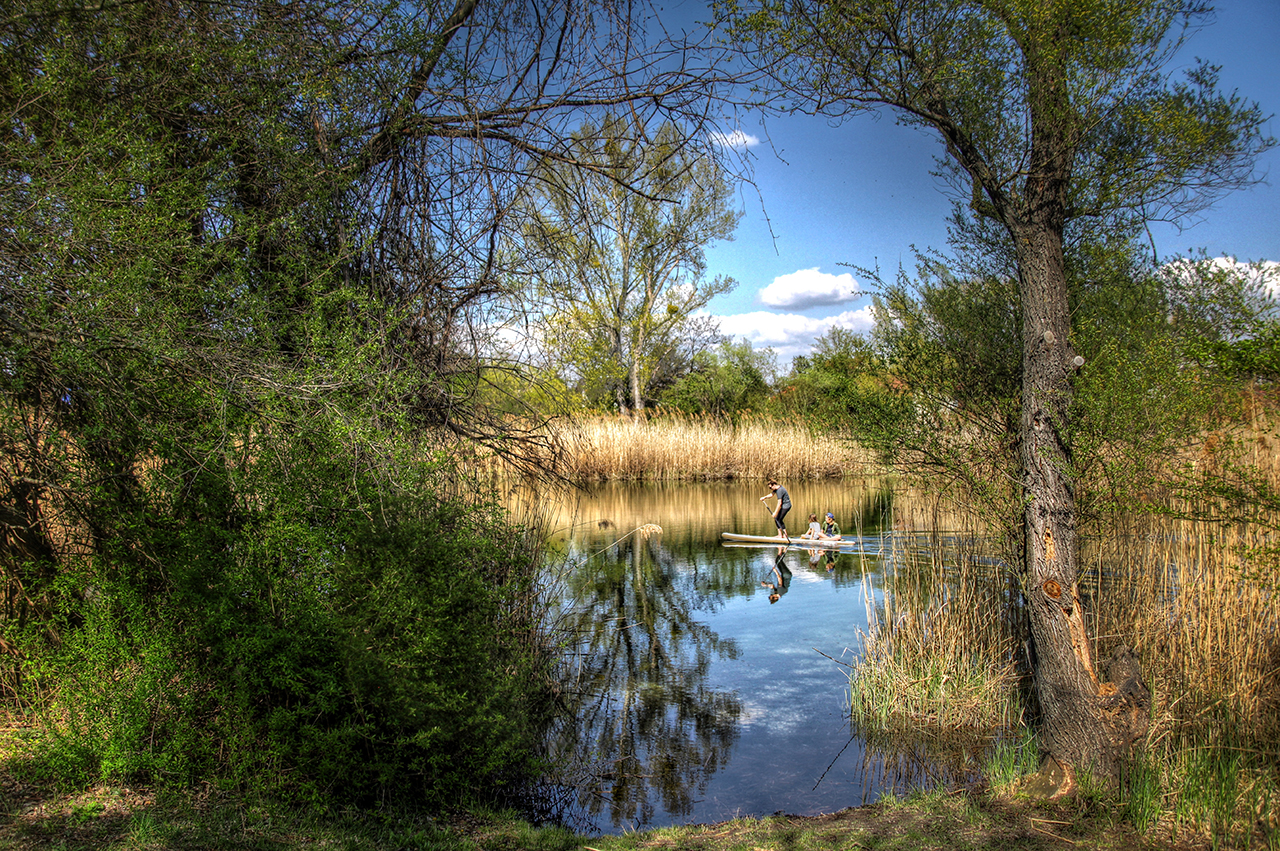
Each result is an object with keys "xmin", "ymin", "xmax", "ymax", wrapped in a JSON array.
[{"xmin": 760, "ymin": 478, "xmax": 791, "ymax": 541}]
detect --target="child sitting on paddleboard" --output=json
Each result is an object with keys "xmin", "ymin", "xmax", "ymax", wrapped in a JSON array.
[{"xmin": 803, "ymin": 512, "xmax": 840, "ymax": 540}]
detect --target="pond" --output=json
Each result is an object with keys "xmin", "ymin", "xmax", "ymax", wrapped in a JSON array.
[{"xmin": 521, "ymin": 479, "xmax": 996, "ymax": 832}]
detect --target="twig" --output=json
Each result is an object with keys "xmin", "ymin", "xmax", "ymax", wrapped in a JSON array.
[
  {"xmin": 1028, "ymin": 822, "xmax": 1076, "ymax": 844},
  {"xmin": 813, "ymin": 646, "xmax": 856, "ymax": 670},
  {"xmin": 812, "ymin": 732, "xmax": 857, "ymax": 791},
  {"xmin": 572, "ymin": 524, "xmax": 665, "ymax": 567}
]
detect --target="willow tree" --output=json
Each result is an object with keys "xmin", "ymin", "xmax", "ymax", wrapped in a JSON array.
[{"xmin": 720, "ymin": 0, "xmax": 1271, "ymax": 782}]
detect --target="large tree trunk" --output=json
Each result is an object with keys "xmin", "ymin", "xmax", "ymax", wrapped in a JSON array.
[
  {"xmin": 1006, "ymin": 25, "xmax": 1124, "ymax": 787},
  {"xmin": 1013, "ymin": 216, "xmax": 1116, "ymax": 785}
]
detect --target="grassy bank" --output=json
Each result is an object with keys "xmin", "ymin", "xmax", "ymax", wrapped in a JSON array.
[{"xmin": 0, "ymin": 758, "xmax": 1230, "ymax": 851}]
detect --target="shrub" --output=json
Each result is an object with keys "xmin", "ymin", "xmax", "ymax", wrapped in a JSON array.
[{"xmin": 17, "ymin": 483, "xmax": 553, "ymax": 809}]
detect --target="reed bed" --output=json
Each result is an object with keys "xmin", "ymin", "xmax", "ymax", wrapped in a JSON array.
[
  {"xmin": 850, "ymin": 631, "xmax": 1021, "ymax": 734},
  {"xmin": 1083, "ymin": 501, "xmax": 1280, "ymax": 846},
  {"xmin": 850, "ymin": 460, "xmax": 1280, "ymax": 846},
  {"xmin": 850, "ymin": 488, "xmax": 1026, "ymax": 739},
  {"xmin": 551, "ymin": 412, "xmax": 877, "ymax": 481}
]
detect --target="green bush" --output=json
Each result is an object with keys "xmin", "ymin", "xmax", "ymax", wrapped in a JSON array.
[{"xmin": 17, "ymin": 483, "xmax": 552, "ymax": 809}]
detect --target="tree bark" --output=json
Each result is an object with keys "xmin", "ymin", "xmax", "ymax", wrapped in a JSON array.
[{"xmin": 1013, "ymin": 213, "xmax": 1115, "ymax": 781}]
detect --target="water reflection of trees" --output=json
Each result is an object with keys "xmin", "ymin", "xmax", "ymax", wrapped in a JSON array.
[
  {"xmin": 549, "ymin": 528, "xmax": 742, "ymax": 828},
  {"xmin": 532, "ymin": 480, "xmax": 990, "ymax": 828}
]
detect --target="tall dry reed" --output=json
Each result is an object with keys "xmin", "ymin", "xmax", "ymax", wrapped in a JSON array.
[
  {"xmin": 551, "ymin": 412, "xmax": 877, "ymax": 481},
  {"xmin": 1082, "ymin": 489, "xmax": 1280, "ymax": 842}
]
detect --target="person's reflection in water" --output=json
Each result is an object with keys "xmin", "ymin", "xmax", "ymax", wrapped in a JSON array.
[
  {"xmin": 762, "ymin": 547, "xmax": 793, "ymax": 603},
  {"xmin": 825, "ymin": 550, "xmax": 839, "ymax": 572}
]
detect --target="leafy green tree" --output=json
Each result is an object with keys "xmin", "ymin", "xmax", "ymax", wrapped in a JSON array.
[
  {"xmin": 778, "ymin": 327, "xmax": 905, "ymax": 428},
  {"xmin": 722, "ymin": 0, "xmax": 1272, "ymax": 778},
  {"xmin": 866, "ymin": 261, "xmax": 1023, "ymax": 533},
  {"xmin": 518, "ymin": 116, "xmax": 742, "ymax": 417},
  {"xmin": 659, "ymin": 337, "xmax": 775, "ymax": 417},
  {"xmin": 1163, "ymin": 256, "xmax": 1280, "ymax": 381}
]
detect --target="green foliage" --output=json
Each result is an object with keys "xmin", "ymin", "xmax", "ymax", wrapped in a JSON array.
[
  {"xmin": 799, "ymin": 237, "xmax": 1276, "ymax": 542},
  {"xmin": 20, "ymin": 473, "xmax": 550, "ymax": 807},
  {"xmin": 658, "ymin": 338, "xmax": 774, "ymax": 417},
  {"xmin": 1199, "ymin": 322, "xmax": 1280, "ymax": 380},
  {"xmin": 983, "ymin": 725, "xmax": 1040, "ymax": 791},
  {"xmin": 868, "ymin": 262, "xmax": 1021, "ymax": 438},
  {"xmin": 1070, "ymin": 251, "xmax": 1279, "ymax": 515},
  {"xmin": 477, "ymin": 366, "xmax": 585, "ymax": 419},
  {"xmin": 777, "ymin": 265, "xmax": 1024, "ymax": 548},
  {"xmin": 1177, "ymin": 745, "xmax": 1244, "ymax": 843},
  {"xmin": 1169, "ymin": 257, "xmax": 1280, "ymax": 382},
  {"xmin": 776, "ymin": 327, "xmax": 913, "ymax": 444},
  {"xmin": 516, "ymin": 115, "xmax": 741, "ymax": 415},
  {"xmin": 0, "ymin": 0, "xmax": 573, "ymax": 811}
]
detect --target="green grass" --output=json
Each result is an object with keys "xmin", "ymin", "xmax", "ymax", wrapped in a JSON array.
[
  {"xmin": 0, "ymin": 726, "xmax": 1222, "ymax": 851},
  {"xmin": 849, "ymin": 638, "xmax": 1020, "ymax": 735},
  {"xmin": 0, "ymin": 765, "xmax": 1259, "ymax": 851},
  {"xmin": 983, "ymin": 725, "xmax": 1039, "ymax": 792},
  {"xmin": 1121, "ymin": 750, "xmax": 1164, "ymax": 835}
]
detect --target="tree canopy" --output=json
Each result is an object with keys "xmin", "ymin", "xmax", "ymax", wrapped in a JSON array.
[{"xmin": 517, "ymin": 116, "xmax": 741, "ymax": 416}]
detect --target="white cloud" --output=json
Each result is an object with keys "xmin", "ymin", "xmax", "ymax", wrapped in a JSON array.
[
  {"xmin": 758, "ymin": 267, "xmax": 860, "ymax": 310},
  {"xmin": 1161, "ymin": 256, "xmax": 1280, "ymax": 300},
  {"xmin": 708, "ymin": 129, "xmax": 760, "ymax": 150},
  {"xmin": 712, "ymin": 306, "xmax": 876, "ymax": 362}
]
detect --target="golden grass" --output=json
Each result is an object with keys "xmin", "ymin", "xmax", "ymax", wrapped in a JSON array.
[
  {"xmin": 1086, "ymin": 504, "xmax": 1280, "ymax": 809},
  {"xmin": 549, "ymin": 412, "xmax": 879, "ymax": 482},
  {"xmin": 1079, "ymin": 412, "xmax": 1280, "ymax": 777}
]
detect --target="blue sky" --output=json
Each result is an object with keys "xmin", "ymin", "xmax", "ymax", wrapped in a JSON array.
[{"xmin": 688, "ymin": 1, "xmax": 1280, "ymax": 364}]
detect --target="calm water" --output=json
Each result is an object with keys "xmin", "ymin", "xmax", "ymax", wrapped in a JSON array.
[{"xmin": 527, "ymin": 480, "xmax": 967, "ymax": 832}]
